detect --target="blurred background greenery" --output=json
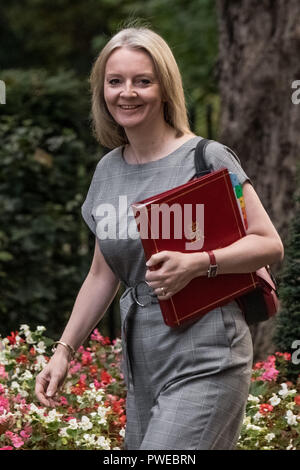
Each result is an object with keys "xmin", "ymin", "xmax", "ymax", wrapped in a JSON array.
[{"xmin": 0, "ymin": 0, "xmax": 299, "ymax": 378}]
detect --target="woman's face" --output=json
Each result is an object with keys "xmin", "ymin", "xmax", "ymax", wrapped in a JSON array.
[{"xmin": 104, "ymin": 47, "xmax": 164, "ymax": 132}]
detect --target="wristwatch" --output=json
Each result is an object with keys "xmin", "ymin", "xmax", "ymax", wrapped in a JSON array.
[{"xmin": 206, "ymin": 250, "xmax": 218, "ymax": 278}]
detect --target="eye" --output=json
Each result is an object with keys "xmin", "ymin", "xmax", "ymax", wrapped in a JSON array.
[
  {"xmin": 108, "ymin": 78, "xmax": 120, "ymax": 86},
  {"xmin": 137, "ymin": 79, "xmax": 151, "ymax": 85}
]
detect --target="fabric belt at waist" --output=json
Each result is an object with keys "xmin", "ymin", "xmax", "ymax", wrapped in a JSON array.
[{"xmin": 123, "ymin": 280, "xmax": 159, "ymax": 307}]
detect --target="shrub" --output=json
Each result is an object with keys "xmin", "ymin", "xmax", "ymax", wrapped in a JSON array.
[{"xmin": 0, "ymin": 68, "xmax": 101, "ymax": 339}]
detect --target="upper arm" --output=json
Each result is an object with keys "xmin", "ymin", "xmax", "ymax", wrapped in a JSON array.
[
  {"xmin": 89, "ymin": 238, "xmax": 120, "ymax": 288},
  {"xmin": 243, "ymin": 182, "xmax": 284, "ymax": 257}
]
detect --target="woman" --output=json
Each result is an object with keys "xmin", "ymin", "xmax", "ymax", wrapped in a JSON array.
[{"xmin": 35, "ymin": 27, "xmax": 284, "ymax": 450}]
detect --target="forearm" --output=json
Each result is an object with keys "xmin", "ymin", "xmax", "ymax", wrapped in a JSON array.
[
  {"xmin": 189, "ymin": 234, "xmax": 284, "ymax": 278},
  {"xmin": 57, "ymin": 272, "xmax": 120, "ymax": 354}
]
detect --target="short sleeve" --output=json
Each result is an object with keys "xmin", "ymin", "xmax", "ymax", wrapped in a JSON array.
[
  {"xmin": 204, "ymin": 141, "xmax": 253, "ymax": 186},
  {"xmin": 81, "ymin": 166, "xmax": 100, "ymax": 236}
]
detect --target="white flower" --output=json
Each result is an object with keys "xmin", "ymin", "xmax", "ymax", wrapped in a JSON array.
[
  {"xmin": 36, "ymin": 341, "xmax": 46, "ymax": 354},
  {"xmin": 278, "ymin": 383, "xmax": 296, "ymax": 398},
  {"xmin": 245, "ymin": 423, "xmax": 262, "ymax": 432},
  {"xmin": 285, "ymin": 410, "xmax": 298, "ymax": 426},
  {"xmin": 265, "ymin": 433, "xmax": 275, "ymax": 442},
  {"xmin": 119, "ymin": 427, "xmax": 126, "ymax": 438},
  {"xmin": 20, "ymin": 370, "xmax": 33, "ymax": 381},
  {"xmin": 253, "ymin": 412, "xmax": 263, "ymax": 422},
  {"xmin": 286, "ymin": 439, "xmax": 296, "ymax": 450},
  {"xmin": 12, "ymin": 367, "xmax": 20, "ymax": 379},
  {"xmin": 24, "ymin": 333, "xmax": 35, "ymax": 344},
  {"xmin": 95, "ymin": 435, "xmax": 111, "ymax": 450},
  {"xmin": 97, "ymin": 405, "xmax": 109, "ymax": 425},
  {"xmin": 59, "ymin": 428, "xmax": 69, "ymax": 437},
  {"xmin": 248, "ymin": 394, "xmax": 260, "ymax": 404},
  {"xmin": 19, "ymin": 389, "xmax": 29, "ymax": 398},
  {"xmin": 29, "ymin": 403, "xmax": 46, "ymax": 417},
  {"xmin": 33, "ymin": 355, "xmax": 48, "ymax": 371},
  {"xmin": 19, "ymin": 324, "xmax": 30, "ymax": 333},
  {"xmin": 68, "ymin": 418, "xmax": 78, "ymax": 430},
  {"xmin": 269, "ymin": 394, "xmax": 281, "ymax": 406},
  {"xmin": 36, "ymin": 326, "xmax": 46, "ymax": 333},
  {"xmin": 83, "ymin": 433, "xmax": 96, "ymax": 445},
  {"xmin": 44, "ymin": 409, "xmax": 63, "ymax": 423},
  {"xmin": 11, "ymin": 381, "xmax": 20, "ymax": 391},
  {"xmin": 80, "ymin": 416, "xmax": 93, "ymax": 431}
]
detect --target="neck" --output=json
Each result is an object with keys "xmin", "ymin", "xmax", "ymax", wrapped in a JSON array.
[{"xmin": 124, "ymin": 119, "xmax": 183, "ymax": 164}]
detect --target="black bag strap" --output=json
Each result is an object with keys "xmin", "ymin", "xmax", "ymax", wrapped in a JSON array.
[
  {"xmin": 194, "ymin": 138, "xmax": 214, "ymax": 178},
  {"xmin": 194, "ymin": 138, "xmax": 242, "ymax": 179}
]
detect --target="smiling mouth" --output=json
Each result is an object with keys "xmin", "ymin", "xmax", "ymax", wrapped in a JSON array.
[{"xmin": 118, "ymin": 105, "xmax": 142, "ymax": 110}]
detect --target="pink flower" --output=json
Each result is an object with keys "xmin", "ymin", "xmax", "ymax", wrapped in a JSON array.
[
  {"xmin": 81, "ymin": 350, "xmax": 93, "ymax": 365},
  {"xmin": 0, "ymin": 365, "xmax": 8, "ymax": 379},
  {"xmin": 59, "ymin": 396, "xmax": 68, "ymax": 406},
  {"xmin": 0, "ymin": 384, "xmax": 5, "ymax": 394},
  {"xmin": 91, "ymin": 328, "xmax": 102, "ymax": 342},
  {"xmin": 20, "ymin": 430, "xmax": 30, "ymax": 441},
  {"xmin": 91, "ymin": 328, "xmax": 111, "ymax": 345},
  {"xmin": 93, "ymin": 379, "xmax": 102, "ymax": 390},
  {"xmin": 260, "ymin": 367, "xmax": 279, "ymax": 382},
  {"xmin": 0, "ymin": 396, "xmax": 10, "ymax": 413},
  {"xmin": 5, "ymin": 431, "xmax": 24, "ymax": 449},
  {"xmin": 69, "ymin": 362, "xmax": 82, "ymax": 374},
  {"xmin": 0, "ymin": 446, "xmax": 14, "ymax": 450}
]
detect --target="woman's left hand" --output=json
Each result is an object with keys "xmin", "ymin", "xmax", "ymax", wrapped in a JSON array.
[{"xmin": 145, "ymin": 250, "xmax": 203, "ymax": 299}]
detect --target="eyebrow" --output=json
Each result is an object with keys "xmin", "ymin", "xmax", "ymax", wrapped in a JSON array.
[{"xmin": 105, "ymin": 73, "xmax": 156, "ymax": 79}]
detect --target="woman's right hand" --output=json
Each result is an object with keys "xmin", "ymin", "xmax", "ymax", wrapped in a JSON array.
[{"xmin": 35, "ymin": 349, "xmax": 70, "ymax": 407}]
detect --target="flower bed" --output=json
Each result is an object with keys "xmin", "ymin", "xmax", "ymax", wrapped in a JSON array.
[
  {"xmin": 0, "ymin": 325, "xmax": 126, "ymax": 450},
  {"xmin": 236, "ymin": 353, "xmax": 300, "ymax": 450},
  {"xmin": 0, "ymin": 325, "xmax": 299, "ymax": 450}
]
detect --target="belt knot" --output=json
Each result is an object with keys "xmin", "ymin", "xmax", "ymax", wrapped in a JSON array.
[{"xmin": 130, "ymin": 280, "xmax": 159, "ymax": 307}]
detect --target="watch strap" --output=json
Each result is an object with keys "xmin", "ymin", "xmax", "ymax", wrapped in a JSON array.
[{"xmin": 207, "ymin": 250, "xmax": 218, "ymax": 278}]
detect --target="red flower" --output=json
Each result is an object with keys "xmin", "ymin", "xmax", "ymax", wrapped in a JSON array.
[
  {"xmin": 29, "ymin": 347, "xmax": 36, "ymax": 356},
  {"xmin": 89, "ymin": 365, "xmax": 98, "ymax": 377},
  {"xmin": 119, "ymin": 414, "xmax": 126, "ymax": 426},
  {"xmin": 294, "ymin": 395, "xmax": 300, "ymax": 406},
  {"xmin": 100, "ymin": 370, "xmax": 112, "ymax": 386},
  {"xmin": 16, "ymin": 354, "xmax": 28, "ymax": 364},
  {"xmin": 7, "ymin": 331, "xmax": 18, "ymax": 345},
  {"xmin": 259, "ymin": 403, "xmax": 273, "ymax": 415},
  {"xmin": 253, "ymin": 361, "xmax": 264, "ymax": 370}
]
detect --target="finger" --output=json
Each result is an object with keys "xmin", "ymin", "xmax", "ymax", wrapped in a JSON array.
[
  {"xmin": 146, "ymin": 279, "xmax": 165, "ymax": 289},
  {"xmin": 35, "ymin": 375, "xmax": 50, "ymax": 405},
  {"xmin": 156, "ymin": 288, "xmax": 172, "ymax": 299},
  {"xmin": 46, "ymin": 378, "xmax": 59, "ymax": 398},
  {"xmin": 146, "ymin": 251, "xmax": 169, "ymax": 267}
]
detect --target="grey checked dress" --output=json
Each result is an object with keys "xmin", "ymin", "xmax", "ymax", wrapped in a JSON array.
[{"xmin": 81, "ymin": 136, "xmax": 254, "ymax": 450}]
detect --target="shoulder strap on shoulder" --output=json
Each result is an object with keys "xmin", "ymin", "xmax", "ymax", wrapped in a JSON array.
[{"xmin": 194, "ymin": 138, "xmax": 213, "ymax": 178}]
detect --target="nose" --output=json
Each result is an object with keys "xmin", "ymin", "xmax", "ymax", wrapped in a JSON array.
[{"xmin": 120, "ymin": 80, "xmax": 137, "ymax": 97}]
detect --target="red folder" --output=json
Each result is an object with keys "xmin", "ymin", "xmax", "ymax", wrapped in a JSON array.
[{"xmin": 131, "ymin": 168, "xmax": 259, "ymax": 327}]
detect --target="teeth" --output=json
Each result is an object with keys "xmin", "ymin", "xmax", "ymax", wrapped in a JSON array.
[{"xmin": 120, "ymin": 105, "xmax": 140, "ymax": 109}]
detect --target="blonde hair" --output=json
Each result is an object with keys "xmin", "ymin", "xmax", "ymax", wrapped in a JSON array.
[{"xmin": 89, "ymin": 27, "xmax": 191, "ymax": 149}]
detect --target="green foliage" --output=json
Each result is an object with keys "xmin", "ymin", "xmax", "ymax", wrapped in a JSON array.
[
  {"xmin": 0, "ymin": 68, "xmax": 100, "ymax": 339},
  {"xmin": 273, "ymin": 168, "xmax": 300, "ymax": 380},
  {"xmin": 0, "ymin": 0, "xmax": 219, "ymax": 137}
]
